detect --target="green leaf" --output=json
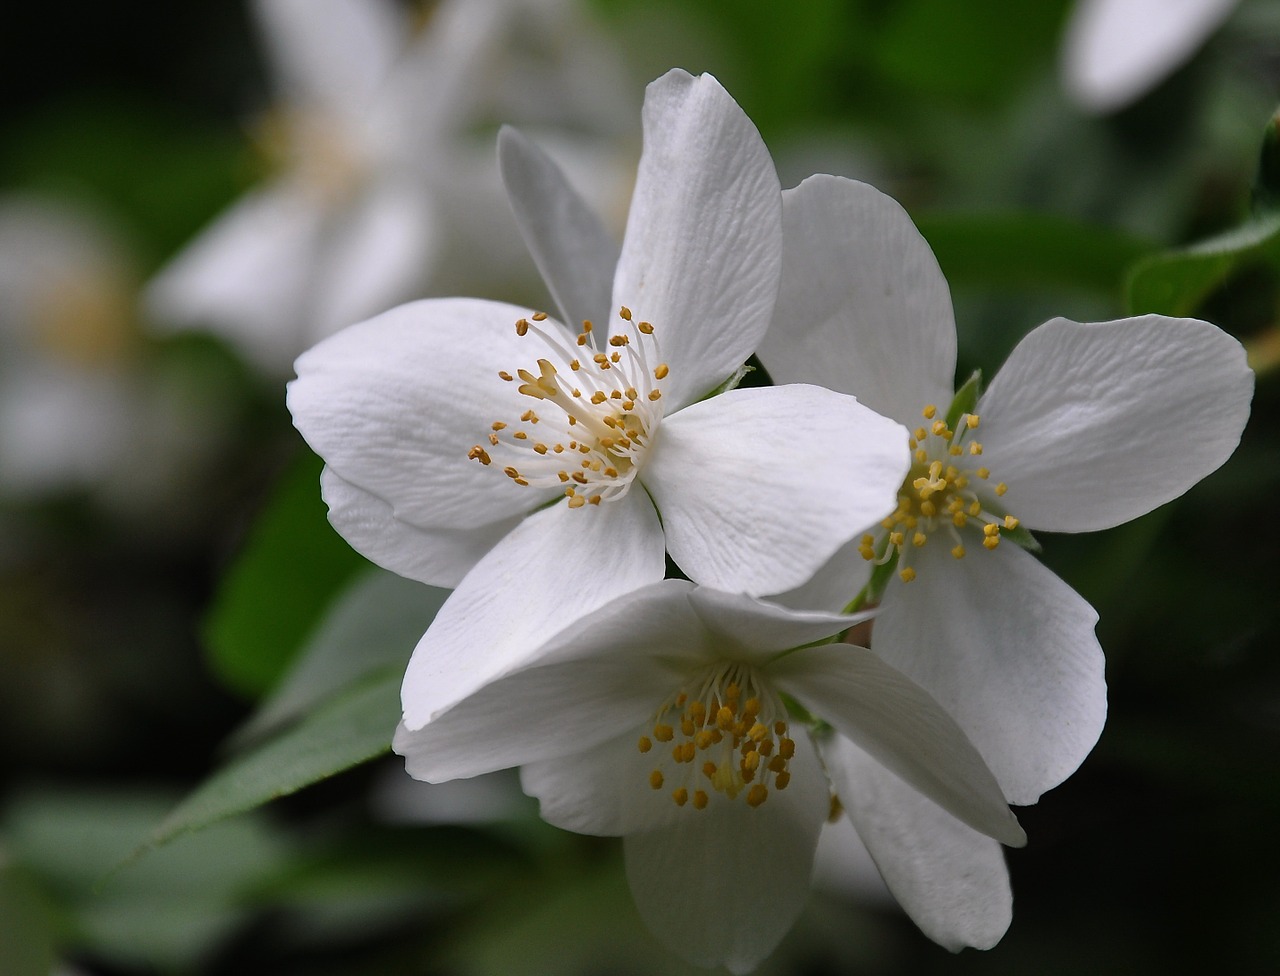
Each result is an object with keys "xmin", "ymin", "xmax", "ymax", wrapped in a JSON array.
[
  {"xmin": 137, "ymin": 670, "xmax": 400, "ymax": 857},
  {"xmin": 918, "ymin": 212, "xmax": 1154, "ymax": 296},
  {"xmin": 0, "ymin": 869, "xmax": 55, "ymax": 976},
  {"xmin": 233, "ymin": 568, "xmax": 446, "ymax": 746},
  {"xmin": 5, "ymin": 790, "xmax": 293, "ymax": 970},
  {"xmin": 204, "ymin": 450, "xmax": 368, "ymax": 698},
  {"xmin": 1124, "ymin": 212, "xmax": 1280, "ymax": 317}
]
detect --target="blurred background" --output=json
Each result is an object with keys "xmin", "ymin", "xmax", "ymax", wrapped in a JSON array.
[{"xmin": 2, "ymin": 0, "xmax": 1279, "ymax": 973}]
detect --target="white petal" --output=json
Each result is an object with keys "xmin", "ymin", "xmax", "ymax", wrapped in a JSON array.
[
  {"xmin": 288, "ymin": 297, "xmax": 561, "ymax": 530},
  {"xmin": 645, "ymin": 385, "xmax": 908, "ymax": 596},
  {"xmin": 497, "ymin": 126, "xmax": 619, "ymax": 332},
  {"xmin": 144, "ymin": 181, "xmax": 326, "ymax": 372},
  {"xmin": 400, "ymin": 489, "xmax": 666, "ymax": 729},
  {"xmin": 253, "ymin": 0, "xmax": 404, "ymax": 120},
  {"xmin": 623, "ymin": 732, "xmax": 829, "ymax": 974},
  {"xmin": 308, "ymin": 181, "xmax": 438, "ymax": 346},
  {"xmin": 875, "ymin": 541, "xmax": 1105, "ymax": 806},
  {"xmin": 685, "ymin": 588, "xmax": 872, "ymax": 661},
  {"xmin": 395, "ymin": 652, "xmax": 670, "ymax": 785},
  {"xmin": 611, "ymin": 70, "xmax": 782, "ymax": 410},
  {"xmin": 758, "ymin": 175, "xmax": 956, "ymax": 427},
  {"xmin": 319, "ymin": 467, "xmax": 519, "ymax": 587},
  {"xmin": 819, "ymin": 733, "xmax": 1012, "ymax": 951},
  {"xmin": 769, "ymin": 537, "xmax": 874, "ymax": 614},
  {"xmin": 770, "ymin": 643, "xmax": 1025, "ymax": 846},
  {"xmin": 977, "ymin": 314, "xmax": 1253, "ymax": 534},
  {"xmin": 1062, "ymin": 0, "xmax": 1239, "ymax": 113},
  {"xmin": 521, "ymin": 730, "xmax": 687, "ymax": 837}
]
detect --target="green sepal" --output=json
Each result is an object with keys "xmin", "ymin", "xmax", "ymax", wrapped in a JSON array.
[{"xmin": 945, "ymin": 370, "xmax": 983, "ymax": 431}]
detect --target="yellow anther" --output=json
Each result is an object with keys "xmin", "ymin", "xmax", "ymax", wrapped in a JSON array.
[
  {"xmin": 912, "ymin": 532, "xmax": 927, "ymax": 547},
  {"xmin": 581, "ymin": 320, "xmax": 593, "ymax": 333},
  {"xmin": 969, "ymin": 442, "xmax": 983, "ymax": 455},
  {"xmin": 746, "ymin": 785, "xmax": 768, "ymax": 808},
  {"xmin": 653, "ymin": 723, "xmax": 674, "ymax": 742},
  {"xmin": 983, "ymin": 535, "xmax": 1000, "ymax": 550},
  {"xmin": 590, "ymin": 391, "xmax": 606, "ymax": 404},
  {"xmin": 498, "ymin": 370, "xmax": 513, "ymax": 381},
  {"xmin": 758, "ymin": 739, "xmax": 774, "ymax": 756},
  {"xmin": 693, "ymin": 790, "xmax": 709, "ymax": 810},
  {"xmin": 492, "ymin": 421, "xmax": 507, "ymax": 431},
  {"xmin": 953, "ymin": 512, "xmax": 967, "ymax": 527},
  {"xmin": 695, "ymin": 729, "xmax": 715, "ymax": 750},
  {"xmin": 983, "ymin": 523, "xmax": 999, "ymax": 536},
  {"xmin": 742, "ymin": 750, "xmax": 760, "ymax": 771},
  {"xmin": 680, "ymin": 717, "xmax": 695, "ymax": 737},
  {"xmin": 889, "ymin": 531, "xmax": 905, "ymax": 547},
  {"xmin": 915, "ymin": 448, "xmax": 928, "ymax": 464},
  {"xmin": 900, "ymin": 566, "xmax": 917, "ymax": 583},
  {"xmin": 515, "ymin": 318, "xmax": 529, "ymax": 335},
  {"xmin": 576, "ymin": 334, "xmax": 587, "ymax": 346},
  {"xmin": 531, "ymin": 311, "xmax": 548, "ymax": 321},
  {"xmin": 774, "ymin": 771, "xmax": 791, "ymax": 790},
  {"xmin": 654, "ymin": 363, "xmax": 669, "ymax": 380},
  {"xmin": 768, "ymin": 755, "xmax": 787, "ymax": 773},
  {"xmin": 513, "ymin": 431, "xmax": 527, "ymax": 440},
  {"xmin": 619, "ymin": 306, "xmax": 632, "ymax": 320},
  {"xmin": 920, "ymin": 500, "xmax": 936, "ymax": 517},
  {"xmin": 716, "ymin": 706, "xmax": 735, "ymax": 730},
  {"xmin": 689, "ymin": 701, "xmax": 705, "ymax": 722},
  {"xmin": 777, "ymin": 739, "xmax": 795, "ymax": 761},
  {"xmin": 638, "ymin": 321, "xmax": 654, "ymax": 334},
  {"xmin": 610, "ymin": 351, "xmax": 621, "ymax": 363},
  {"xmin": 969, "ymin": 500, "xmax": 982, "ymax": 516},
  {"xmin": 648, "ymin": 389, "xmax": 662, "ymax": 401},
  {"xmin": 952, "ymin": 544, "xmax": 966, "ymax": 559},
  {"xmin": 996, "ymin": 482, "xmax": 1008, "ymax": 496},
  {"xmin": 914, "ymin": 427, "xmax": 927, "ymax": 442},
  {"xmin": 702, "ymin": 761, "xmax": 717, "ymax": 778},
  {"xmin": 923, "ymin": 405, "xmax": 937, "ymax": 419},
  {"xmin": 977, "ymin": 467, "xmax": 990, "ymax": 479},
  {"xmin": 967, "ymin": 414, "xmax": 980, "ymax": 429},
  {"xmin": 774, "ymin": 720, "xmax": 787, "ymax": 736},
  {"xmin": 567, "ymin": 494, "xmax": 585, "ymax": 509},
  {"xmin": 637, "ymin": 736, "xmax": 652, "ymax": 753},
  {"xmin": 1004, "ymin": 515, "xmax": 1020, "ymax": 530},
  {"xmin": 672, "ymin": 788, "xmax": 688, "ymax": 806},
  {"xmin": 503, "ymin": 466, "xmax": 520, "ymax": 479},
  {"xmin": 649, "ymin": 770, "xmax": 663, "ymax": 790},
  {"xmin": 609, "ymin": 335, "xmax": 629, "ymax": 347},
  {"xmin": 610, "ymin": 390, "xmax": 622, "ymax": 400},
  {"xmin": 467, "ymin": 446, "xmax": 491, "ymax": 465},
  {"xmin": 949, "ymin": 444, "xmax": 963, "ymax": 456}
]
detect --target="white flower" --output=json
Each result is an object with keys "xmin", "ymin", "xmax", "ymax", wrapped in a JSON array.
[
  {"xmin": 393, "ymin": 581, "xmax": 1026, "ymax": 974},
  {"xmin": 145, "ymin": 0, "xmax": 634, "ymax": 372},
  {"xmin": 758, "ymin": 173, "xmax": 1254, "ymax": 813},
  {"xmin": 1061, "ymin": 0, "xmax": 1240, "ymax": 112},
  {"xmin": 289, "ymin": 72, "xmax": 910, "ymax": 724}
]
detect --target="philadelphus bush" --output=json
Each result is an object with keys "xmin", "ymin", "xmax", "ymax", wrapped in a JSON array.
[{"xmin": 290, "ymin": 68, "xmax": 1252, "ymax": 971}]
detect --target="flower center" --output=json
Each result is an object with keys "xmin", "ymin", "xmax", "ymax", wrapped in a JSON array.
[
  {"xmin": 637, "ymin": 663, "xmax": 794, "ymax": 811},
  {"xmin": 469, "ymin": 306, "xmax": 668, "ymax": 508},
  {"xmin": 858, "ymin": 404, "xmax": 1020, "ymax": 583}
]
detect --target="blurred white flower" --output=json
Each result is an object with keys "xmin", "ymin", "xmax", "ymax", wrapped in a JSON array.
[
  {"xmin": 1061, "ymin": 0, "xmax": 1240, "ymax": 112},
  {"xmin": 394, "ymin": 581, "xmax": 1024, "ymax": 973},
  {"xmin": 146, "ymin": 0, "xmax": 635, "ymax": 373},
  {"xmin": 759, "ymin": 174, "xmax": 1253, "ymax": 813},
  {"xmin": 289, "ymin": 71, "xmax": 909, "ymax": 729}
]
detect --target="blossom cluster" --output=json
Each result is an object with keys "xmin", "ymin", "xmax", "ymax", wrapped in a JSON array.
[{"xmin": 288, "ymin": 69, "xmax": 1253, "ymax": 971}]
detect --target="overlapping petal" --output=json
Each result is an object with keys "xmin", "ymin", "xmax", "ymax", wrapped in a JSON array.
[
  {"xmin": 644, "ymin": 385, "xmax": 908, "ymax": 596},
  {"xmin": 977, "ymin": 314, "xmax": 1253, "ymax": 534},
  {"xmin": 758, "ymin": 175, "xmax": 956, "ymax": 427},
  {"xmin": 497, "ymin": 125, "xmax": 619, "ymax": 333},
  {"xmin": 399, "ymin": 493, "xmax": 666, "ymax": 729},
  {"xmin": 820, "ymin": 733, "xmax": 1012, "ymax": 951},
  {"xmin": 874, "ymin": 541, "xmax": 1106, "ymax": 806},
  {"xmin": 288, "ymin": 297, "xmax": 559, "ymax": 530},
  {"xmin": 771, "ymin": 643, "xmax": 1025, "ymax": 846},
  {"xmin": 611, "ymin": 70, "xmax": 782, "ymax": 410},
  {"xmin": 623, "ymin": 731, "xmax": 829, "ymax": 975},
  {"xmin": 319, "ymin": 468, "xmax": 519, "ymax": 588}
]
